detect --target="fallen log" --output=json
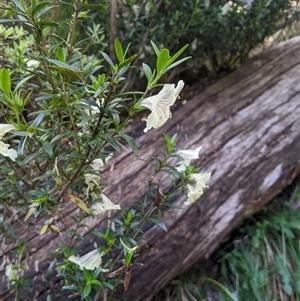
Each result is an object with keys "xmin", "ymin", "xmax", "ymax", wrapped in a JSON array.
[{"xmin": 1, "ymin": 36, "xmax": 300, "ymax": 300}]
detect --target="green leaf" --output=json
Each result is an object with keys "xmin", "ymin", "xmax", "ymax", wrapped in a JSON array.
[
  {"xmin": 40, "ymin": 224, "xmax": 49, "ymax": 235},
  {"xmin": 147, "ymin": 218, "xmax": 168, "ymax": 232},
  {"xmin": 32, "ymin": 113, "xmax": 45, "ymax": 126},
  {"xmin": 118, "ymin": 133, "xmax": 138, "ymax": 156},
  {"xmin": 114, "ymin": 38, "xmax": 124, "ymax": 63},
  {"xmin": 0, "ymin": 69, "xmax": 11, "ymax": 96},
  {"xmin": 42, "ymin": 141, "xmax": 53, "ymax": 157},
  {"xmin": 156, "ymin": 49, "xmax": 170, "ymax": 74},
  {"xmin": 18, "ymin": 135, "xmax": 28, "ymax": 155},
  {"xmin": 111, "ymin": 111, "xmax": 120, "ymax": 125},
  {"xmin": 90, "ymin": 279, "xmax": 101, "ymax": 286},
  {"xmin": 83, "ymin": 268, "xmax": 92, "ymax": 281},
  {"xmin": 20, "ymin": 150, "xmax": 42, "ymax": 165},
  {"xmin": 103, "ymin": 134, "xmax": 121, "ymax": 153},
  {"xmin": 15, "ymin": 75, "xmax": 34, "ymax": 91},
  {"xmin": 50, "ymin": 131, "xmax": 72, "ymax": 143},
  {"xmin": 46, "ymin": 58, "xmax": 79, "ymax": 70},
  {"xmin": 94, "ymin": 82, "xmax": 109, "ymax": 98},
  {"xmin": 67, "ymin": 152, "xmax": 86, "ymax": 159},
  {"xmin": 38, "ymin": 20, "xmax": 60, "ymax": 28},
  {"xmin": 163, "ymin": 57, "xmax": 191, "ymax": 74},
  {"xmin": 142, "ymin": 63, "xmax": 152, "ymax": 82},
  {"xmin": 36, "ymin": 94, "xmax": 59, "ymax": 102},
  {"xmin": 12, "ymin": 0, "xmax": 26, "ymax": 13},
  {"xmin": 32, "ymin": 1, "xmax": 51, "ymax": 15},
  {"xmin": 123, "ymin": 42, "xmax": 131, "ymax": 58},
  {"xmin": 167, "ymin": 44, "xmax": 189, "ymax": 66},
  {"xmin": 100, "ymin": 52, "xmax": 114, "ymax": 67},
  {"xmin": 118, "ymin": 53, "xmax": 138, "ymax": 70},
  {"xmin": 0, "ymin": 19, "xmax": 24, "ymax": 23},
  {"xmin": 125, "ymin": 251, "xmax": 133, "ymax": 267},
  {"xmin": 36, "ymin": 5, "xmax": 57, "ymax": 20},
  {"xmin": 82, "ymin": 283, "xmax": 92, "ymax": 299},
  {"xmin": 56, "ymin": 47, "xmax": 65, "ymax": 62},
  {"xmin": 45, "ymin": 59, "xmax": 82, "ymax": 79},
  {"xmin": 115, "ymin": 65, "xmax": 130, "ymax": 80},
  {"xmin": 150, "ymin": 41, "xmax": 160, "ymax": 57}
]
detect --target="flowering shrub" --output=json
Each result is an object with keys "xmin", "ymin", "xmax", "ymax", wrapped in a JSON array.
[{"xmin": 0, "ymin": 1, "xmax": 211, "ymax": 300}]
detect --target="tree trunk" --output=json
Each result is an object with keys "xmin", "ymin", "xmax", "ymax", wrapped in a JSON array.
[{"xmin": 1, "ymin": 36, "xmax": 300, "ymax": 301}]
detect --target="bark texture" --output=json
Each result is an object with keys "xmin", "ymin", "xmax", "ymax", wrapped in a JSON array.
[{"xmin": 1, "ymin": 36, "xmax": 300, "ymax": 301}]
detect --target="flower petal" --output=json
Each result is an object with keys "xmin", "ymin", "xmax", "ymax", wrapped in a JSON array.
[
  {"xmin": 140, "ymin": 95, "xmax": 158, "ymax": 111},
  {"xmin": 175, "ymin": 146, "xmax": 202, "ymax": 172},
  {"xmin": 189, "ymin": 172, "xmax": 211, "ymax": 190},
  {"xmin": 141, "ymin": 81, "xmax": 185, "ymax": 132},
  {"xmin": 0, "ymin": 124, "xmax": 15, "ymax": 138},
  {"xmin": 91, "ymin": 193, "xmax": 121, "ymax": 215},
  {"xmin": 69, "ymin": 249, "xmax": 103, "ymax": 270},
  {"xmin": 143, "ymin": 106, "xmax": 169, "ymax": 132},
  {"xmin": 91, "ymin": 154, "xmax": 113, "ymax": 170},
  {"xmin": 174, "ymin": 80, "xmax": 185, "ymax": 97},
  {"xmin": 0, "ymin": 141, "xmax": 18, "ymax": 161}
]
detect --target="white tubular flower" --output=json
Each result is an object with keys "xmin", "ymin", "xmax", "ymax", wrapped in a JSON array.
[
  {"xmin": 90, "ymin": 193, "xmax": 121, "ymax": 215},
  {"xmin": 141, "ymin": 80, "xmax": 184, "ymax": 132},
  {"xmin": 184, "ymin": 172, "xmax": 211, "ymax": 205},
  {"xmin": 185, "ymin": 184, "xmax": 203, "ymax": 205},
  {"xmin": 0, "ymin": 124, "xmax": 16, "ymax": 138},
  {"xmin": 0, "ymin": 124, "xmax": 18, "ymax": 161},
  {"xmin": 90, "ymin": 154, "xmax": 113, "ymax": 170},
  {"xmin": 69, "ymin": 249, "xmax": 106, "ymax": 270},
  {"xmin": 175, "ymin": 146, "xmax": 202, "ymax": 172},
  {"xmin": 189, "ymin": 172, "xmax": 211, "ymax": 190},
  {"xmin": 84, "ymin": 173, "xmax": 101, "ymax": 197},
  {"xmin": 0, "ymin": 142, "xmax": 18, "ymax": 161}
]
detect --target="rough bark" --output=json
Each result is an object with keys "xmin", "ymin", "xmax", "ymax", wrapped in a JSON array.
[{"xmin": 1, "ymin": 36, "xmax": 300, "ymax": 301}]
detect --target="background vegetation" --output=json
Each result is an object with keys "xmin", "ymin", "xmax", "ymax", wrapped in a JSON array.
[
  {"xmin": 154, "ymin": 179, "xmax": 300, "ymax": 301},
  {"xmin": 81, "ymin": 0, "xmax": 300, "ymax": 87}
]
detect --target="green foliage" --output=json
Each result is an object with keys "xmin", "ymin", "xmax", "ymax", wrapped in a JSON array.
[
  {"xmin": 84, "ymin": 0, "xmax": 299, "ymax": 87},
  {"xmin": 153, "ymin": 184, "xmax": 300, "ymax": 301},
  {"xmin": 216, "ymin": 188, "xmax": 300, "ymax": 301}
]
